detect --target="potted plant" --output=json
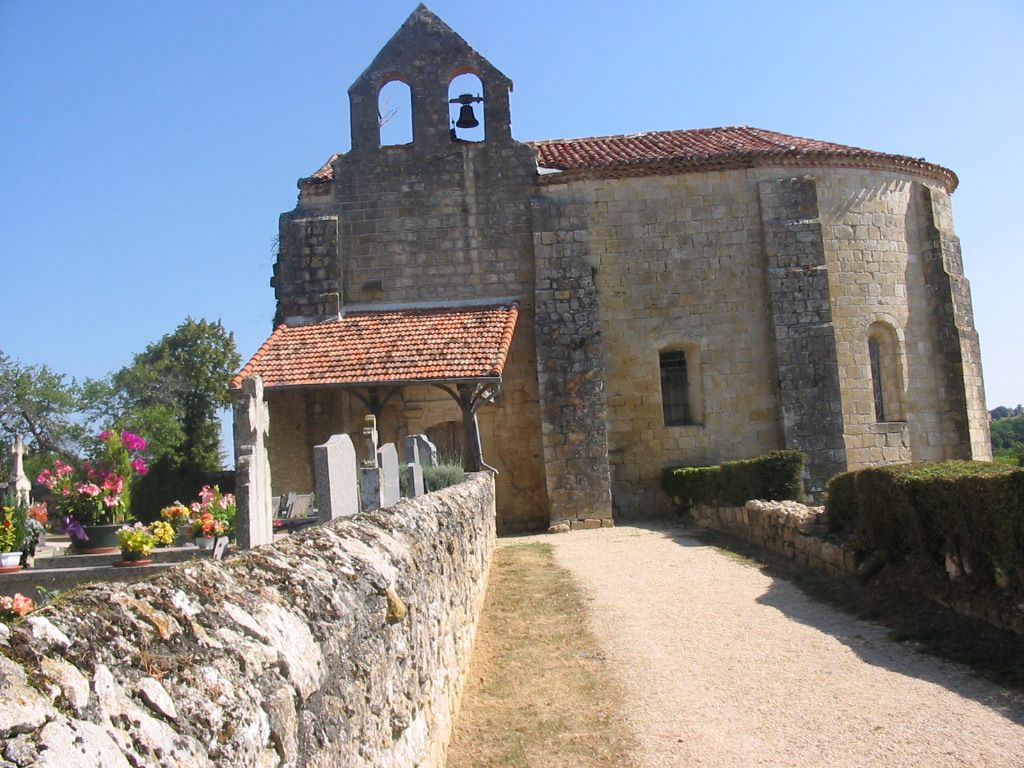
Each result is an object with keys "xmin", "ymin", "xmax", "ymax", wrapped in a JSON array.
[
  {"xmin": 186, "ymin": 513, "xmax": 227, "ymax": 549},
  {"xmin": 186, "ymin": 485, "xmax": 235, "ymax": 549},
  {"xmin": 116, "ymin": 522, "xmax": 157, "ymax": 563},
  {"xmin": 150, "ymin": 520, "xmax": 175, "ymax": 547},
  {"xmin": 37, "ymin": 430, "xmax": 149, "ymax": 554},
  {"xmin": 159, "ymin": 502, "xmax": 192, "ymax": 545},
  {"xmin": 0, "ymin": 498, "xmax": 28, "ymax": 571}
]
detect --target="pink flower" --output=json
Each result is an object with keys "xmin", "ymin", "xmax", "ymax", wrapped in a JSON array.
[
  {"xmin": 76, "ymin": 482, "xmax": 101, "ymax": 497},
  {"xmin": 55, "ymin": 460, "xmax": 74, "ymax": 477},
  {"xmin": 99, "ymin": 430, "xmax": 112, "ymax": 441},
  {"xmin": 121, "ymin": 432, "xmax": 147, "ymax": 453},
  {"xmin": 102, "ymin": 474, "xmax": 124, "ymax": 494},
  {"xmin": 36, "ymin": 469, "xmax": 52, "ymax": 486},
  {"xmin": 219, "ymin": 495, "xmax": 234, "ymax": 510},
  {"xmin": 190, "ymin": 502, "xmax": 201, "ymax": 514},
  {"xmin": 11, "ymin": 593, "xmax": 34, "ymax": 616},
  {"xmin": 102, "ymin": 496, "xmax": 120, "ymax": 508},
  {"xmin": 131, "ymin": 458, "xmax": 149, "ymax": 476},
  {"xmin": 199, "ymin": 486, "xmax": 215, "ymax": 505}
]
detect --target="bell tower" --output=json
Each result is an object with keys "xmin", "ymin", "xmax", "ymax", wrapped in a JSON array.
[{"xmin": 347, "ymin": 4, "xmax": 514, "ymax": 155}]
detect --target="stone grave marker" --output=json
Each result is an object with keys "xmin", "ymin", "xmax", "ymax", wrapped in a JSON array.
[
  {"xmin": 233, "ymin": 376, "xmax": 273, "ymax": 549},
  {"xmin": 315, "ymin": 434, "xmax": 359, "ymax": 523},
  {"xmin": 378, "ymin": 443, "xmax": 400, "ymax": 509},
  {"xmin": 8, "ymin": 435, "xmax": 31, "ymax": 505},
  {"xmin": 403, "ymin": 435, "xmax": 427, "ymax": 497},
  {"xmin": 212, "ymin": 537, "xmax": 229, "ymax": 561},
  {"xmin": 408, "ymin": 434, "xmax": 438, "ymax": 468}
]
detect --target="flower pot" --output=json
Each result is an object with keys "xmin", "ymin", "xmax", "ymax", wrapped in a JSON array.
[
  {"xmin": 71, "ymin": 524, "xmax": 122, "ymax": 554},
  {"xmin": 120, "ymin": 549, "xmax": 146, "ymax": 562},
  {"xmin": 0, "ymin": 551, "xmax": 22, "ymax": 573},
  {"xmin": 194, "ymin": 536, "xmax": 215, "ymax": 550}
]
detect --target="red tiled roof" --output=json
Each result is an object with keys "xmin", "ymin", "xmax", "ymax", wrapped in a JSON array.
[
  {"xmin": 300, "ymin": 126, "xmax": 956, "ymax": 191},
  {"xmin": 230, "ymin": 302, "xmax": 518, "ymax": 390},
  {"xmin": 528, "ymin": 126, "xmax": 956, "ymax": 189}
]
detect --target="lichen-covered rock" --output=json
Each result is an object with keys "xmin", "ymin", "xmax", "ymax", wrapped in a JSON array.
[{"xmin": 0, "ymin": 474, "xmax": 496, "ymax": 767}]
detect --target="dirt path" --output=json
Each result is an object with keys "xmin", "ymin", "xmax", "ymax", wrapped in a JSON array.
[{"xmin": 548, "ymin": 523, "xmax": 1024, "ymax": 768}]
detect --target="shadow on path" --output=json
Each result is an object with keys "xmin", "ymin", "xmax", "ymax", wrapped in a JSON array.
[{"xmin": 630, "ymin": 520, "xmax": 1024, "ymax": 727}]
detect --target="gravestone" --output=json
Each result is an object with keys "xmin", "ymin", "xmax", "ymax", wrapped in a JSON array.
[
  {"xmin": 378, "ymin": 443, "xmax": 400, "ymax": 508},
  {"xmin": 362, "ymin": 415, "xmax": 379, "ymax": 467},
  {"xmin": 403, "ymin": 435, "xmax": 426, "ymax": 497},
  {"xmin": 314, "ymin": 434, "xmax": 359, "ymax": 523},
  {"xmin": 212, "ymin": 536, "xmax": 229, "ymax": 561},
  {"xmin": 359, "ymin": 469, "xmax": 381, "ymax": 513},
  {"xmin": 8, "ymin": 435, "xmax": 31, "ymax": 505},
  {"xmin": 407, "ymin": 434, "xmax": 438, "ymax": 468},
  {"xmin": 232, "ymin": 376, "xmax": 274, "ymax": 548}
]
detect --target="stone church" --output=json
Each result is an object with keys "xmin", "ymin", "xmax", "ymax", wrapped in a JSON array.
[{"xmin": 232, "ymin": 5, "xmax": 991, "ymax": 532}]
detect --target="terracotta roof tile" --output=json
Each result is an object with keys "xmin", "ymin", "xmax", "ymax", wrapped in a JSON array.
[
  {"xmin": 300, "ymin": 126, "xmax": 956, "ymax": 191},
  {"xmin": 528, "ymin": 126, "xmax": 956, "ymax": 190},
  {"xmin": 231, "ymin": 302, "xmax": 518, "ymax": 390}
]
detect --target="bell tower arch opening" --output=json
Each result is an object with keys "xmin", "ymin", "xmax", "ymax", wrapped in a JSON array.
[
  {"xmin": 378, "ymin": 78, "xmax": 413, "ymax": 146},
  {"xmin": 448, "ymin": 71, "xmax": 485, "ymax": 143}
]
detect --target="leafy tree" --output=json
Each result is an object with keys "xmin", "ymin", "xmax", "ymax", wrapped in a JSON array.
[
  {"xmin": 0, "ymin": 351, "xmax": 87, "ymax": 478},
  {"xmin": 100, "ymin": 319, "xmax": 240, "ymax": 516}
]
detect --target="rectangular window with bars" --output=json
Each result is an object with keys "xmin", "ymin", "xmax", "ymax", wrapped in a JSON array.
[{"xmin": 659, "ymin": 350, "xmax": 692, "ymax": 426}]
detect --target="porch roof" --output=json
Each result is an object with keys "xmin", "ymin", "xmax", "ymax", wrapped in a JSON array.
[{"xmin": 230, "ymin": 301, "xmax": 519, "ymax": 391}]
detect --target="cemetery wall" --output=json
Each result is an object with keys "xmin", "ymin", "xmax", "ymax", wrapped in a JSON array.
[{"xmin": 0, "ymin": 474, "xmax": 496, "ymax": 768}]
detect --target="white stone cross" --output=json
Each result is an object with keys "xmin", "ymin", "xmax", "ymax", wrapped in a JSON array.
[{"xmin": 9, "ymin": 434, "xmax": 31, "ymax": 504}]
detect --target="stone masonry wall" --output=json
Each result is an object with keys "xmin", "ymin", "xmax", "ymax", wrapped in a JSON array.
[
  {"xmin": 534, "ymin": 171, "xmax": 783, "ymax": 518},
  {"xmin": 688, "ymin": 499, "xmax": 1022, "ymax": 635},
  {"xmin": 912, "ymin": 183, "xmax": 991, "ymax": 460},
  {"xmin": 758, "ymin": 176, "xmax": 848, "ymax": 500},
  {"xmin": 274, "ymin": 216, "xmax": 341, "ymax": 325},
  {"xmin": 0, "ymin": 474, "xmax": 496, "ymax": 768},
  {"xmin": 815, "ymin": 171, "xmax": 992, "ymax": 468},
  {"xmin": 531, "ymin": 191, "xmax": 614, "ymax": 525}
]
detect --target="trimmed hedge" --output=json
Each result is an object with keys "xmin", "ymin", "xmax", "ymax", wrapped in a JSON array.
[
  {"xmin": 825, "ymin": 461, "xmax": 1024, "ymax": 594},
  {"xmin": 661, "ymin": 451, "xmax": 806, "ymax": 509}
]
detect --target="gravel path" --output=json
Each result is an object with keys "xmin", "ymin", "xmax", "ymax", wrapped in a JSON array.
[{"xmin": 545, "ymin": 523, "xmax": 1024, "ymax": 768}]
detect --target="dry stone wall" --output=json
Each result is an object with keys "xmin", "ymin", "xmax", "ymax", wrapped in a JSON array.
[
  {"xmin": 690, "ymin": 500, "xmax": 854, "ymax": 576},
  {"xmin": 689, "ymin": 499, "xmax": 1023, "ymax": 635},
  {"xmin": 0, "ymin": 474, "xmax": 496, "ymax": 768}
]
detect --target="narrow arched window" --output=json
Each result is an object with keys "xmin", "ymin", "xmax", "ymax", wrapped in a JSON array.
[
  {"xmin": 868, "ymin": 336, "xmax": 886, "ymax": 421},
  {"xmin": 378, "ymin": 80, "xmax": 412, "ymax": 146},
  {"xmin": 867, "ymin": 323, "xmax": 905, "ymax": 422},
  {"xmin": 448, "ymin": 72, "xmax": 485, "ymax": 143}
]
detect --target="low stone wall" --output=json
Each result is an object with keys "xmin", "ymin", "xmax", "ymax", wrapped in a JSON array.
[
  {"xmin": 0, "ymin": 473, "xmax": 496, "ymax": 768},
  {"xmin": 689, "ymin": 500, "xmax": 1024, "ymax": 635},
  {"xmin": 690, "ymin": 500, "xmax": 856, "ymax": 576}
]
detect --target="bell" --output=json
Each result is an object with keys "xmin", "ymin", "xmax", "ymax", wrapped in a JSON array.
[{"xmin": 456, "ymin": 103, "xmax": 479, "ymax": 129}]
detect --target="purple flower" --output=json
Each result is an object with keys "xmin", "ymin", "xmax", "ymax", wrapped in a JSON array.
[{"xmin": 58, "ymin": 516, "xmax": 88, "ymax": 541}]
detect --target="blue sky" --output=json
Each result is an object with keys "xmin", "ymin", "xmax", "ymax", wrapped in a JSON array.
[{"xmin": 2, "ymin": 2, "xmax": 1022, "ymax": 454}]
